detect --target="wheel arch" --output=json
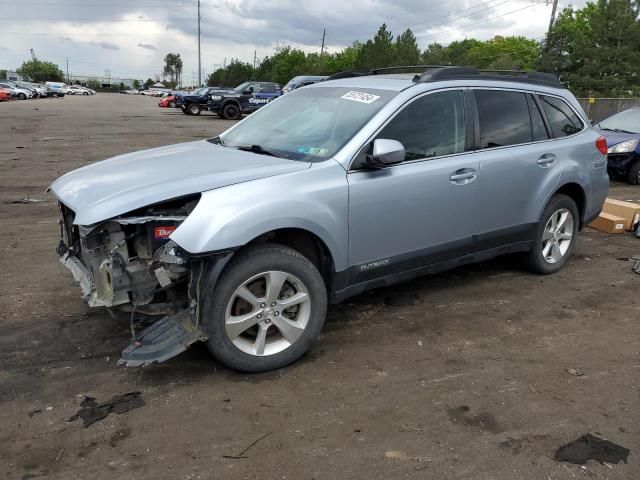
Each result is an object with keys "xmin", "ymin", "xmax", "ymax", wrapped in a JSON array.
[
  {"xmin": 550, "ymin": 182, "xmax": 587, "ymax": 228},
  {"xmin": 244, "ymin": 228, "xmax": 336, "ymax": 290}
]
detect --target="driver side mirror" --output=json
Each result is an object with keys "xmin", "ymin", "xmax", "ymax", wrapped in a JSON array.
[{"xmin": 369, "ymin": 139, "xmax": 405, "ymax": 166}]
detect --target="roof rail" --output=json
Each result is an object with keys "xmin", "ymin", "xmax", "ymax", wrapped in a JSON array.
[
  {"xmin": 324, "ymin": 65, "xmax": 563, "ymax": 88},
  {"xmin": 325, "ymin": 65, "xmax": 452, "ymax": 81},
  {"xmin": 414, "ymin": 66, "xmax": 563, "ymax": 88}
]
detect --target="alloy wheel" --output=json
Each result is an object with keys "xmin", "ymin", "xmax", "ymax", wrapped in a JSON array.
[
  {"xmin": 542, "ymin": 208, "xmax": 574, "ymax": 264},
  {"xmin": 224, "ymin": 271, "xmax": 311, "ymax": 356}
]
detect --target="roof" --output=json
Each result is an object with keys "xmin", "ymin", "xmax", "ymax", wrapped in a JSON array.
[{"xmin": 312, "ymin": 75, "xmax": 416, "ymax": 92}]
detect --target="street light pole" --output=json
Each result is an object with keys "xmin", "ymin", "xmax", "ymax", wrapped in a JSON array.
[{"xmin": 197, "ymin": 0, "xmax": 201, "ymax": 86}]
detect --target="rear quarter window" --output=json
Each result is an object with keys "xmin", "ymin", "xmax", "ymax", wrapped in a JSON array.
[{"xmin": 539, "ymin": 95, "xmax": 584, "ymax": 138}]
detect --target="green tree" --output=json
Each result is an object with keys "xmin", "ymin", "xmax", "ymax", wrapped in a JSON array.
[
  {"xmin": 163, "ymin": 53, "xmax": 183, "ymax": 86},
  {"xmin": 16, "ymin": 59, "xmax": 64, "ymax": 82},
  {"xmin": 0, "ymin": 70, "xmax": 6, "ymax": 80},
  {"xmin": 355, "ymin": 24, "xmax": 396, "ymax": 69},
  {"xmin": 395, "ymin": 29, "xmax": 421, "ymax": 65},
  {"xmin": 132, "ymin": 79, "xmax": 141, "ymax": 89},
  {"xmin": 143, "ymin": 78, "xmax": 154, "ymax": 89},
  {"xmin": 208, "ymin": 59, "xmax": 254, "ymax": 87},
  {"xmin": 86, "ymin": 79, "xmax": 101, "ymax": 90}
]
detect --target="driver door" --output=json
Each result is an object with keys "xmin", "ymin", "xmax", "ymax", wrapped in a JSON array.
[{"xmin": 347, "ymin": 89, "xmax": 479, "ymax": 284}]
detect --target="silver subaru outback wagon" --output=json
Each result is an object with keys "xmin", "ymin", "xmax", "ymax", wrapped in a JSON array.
[{"xmin": 50, "ymin": 66, "xmax": 609, "ymax": 372}]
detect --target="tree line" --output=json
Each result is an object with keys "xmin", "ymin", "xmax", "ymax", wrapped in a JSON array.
[
  {"xmin": 10, "ymin": 0, "xmax": 640, "ymax": 97},
  {"xmin": 208, "ymin": 0, "xmax": 640, "ymax": 97}
]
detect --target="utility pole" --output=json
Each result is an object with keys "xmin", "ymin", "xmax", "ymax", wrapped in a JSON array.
[
  {"xmin": 197, "ymin": 0, "xmax": 201, "ymax": 86},
  {"xmin": 253, "ymin": 50, "xmax": 257, "ymax": 70},
  {"xmin": 66, "ymin": 57, "xmax": 69, "ymax": 83},
  {"xmin": 546, "ymin": 0, "xmax": 559, "ymax": 40},
  {"xmin": 320, "ymin": 28, "xmax": 326, "ymax": 55}
]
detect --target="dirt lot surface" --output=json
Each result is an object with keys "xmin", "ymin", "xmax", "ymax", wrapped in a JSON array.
[{"xmin": 1, "ymin": 93, "xmax": 639, "ymax": 480}]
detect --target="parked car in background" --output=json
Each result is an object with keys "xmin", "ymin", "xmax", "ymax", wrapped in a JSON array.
[
  {"xmin": 0, "ymin": 82, "xmax": 33, "ymax": 100},
  {"xmin": 23, "ymin": 82, "xmax": 50, "ymax": 98},
  {"xmin": 50, "ymin": 66, "xmax": 608, "ymax": 372},
  {"xmin": 68, "ymin": 85, "xmax": 93, "ymax": 95},
  {"xmin": 176, "ymin": 86, "xmax": 228, "ymax": 115},
  {"xmin": 595, "ymin": 108, "xmax": 640, "ymax": 184},
  {"xmin": 281, "ymin": 75, "xmax": 328, "ymax": 94},
  {"xmin": 45, "ymin": 82, "xmax": 69, "ymax": 97},
  {"xmin": 0, "ymin": 88, "xmax": 11, "ymax": 102},
  {"xmin": 158, "ymin": 94, "xmax": 177, "ymax": 108},
  {"xmin": 206, "ymin": 81, "xmax": 282, "ymax": 119}
]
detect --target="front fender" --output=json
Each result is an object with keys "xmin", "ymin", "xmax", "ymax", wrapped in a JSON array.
[{"xmin": 170, "ymin": 161, "xmax": 349, "ymax": 270}]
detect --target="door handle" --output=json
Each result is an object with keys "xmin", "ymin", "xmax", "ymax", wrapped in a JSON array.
[
  {"xmin": 450, "ymin": 169, "xmax": 477, "ymax": 184},
  {"xmin": 537, "ymin": 153, "xmax": 556, "ymax": 166}
]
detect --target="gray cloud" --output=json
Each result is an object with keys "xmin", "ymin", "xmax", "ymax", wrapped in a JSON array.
[
  {"xmin": 90, "ymin": 41, "xmax": 119, "ymax": 50},
  {"xmin": 138, "ymin": 43, "xmax": 158, "ymax": 51}
]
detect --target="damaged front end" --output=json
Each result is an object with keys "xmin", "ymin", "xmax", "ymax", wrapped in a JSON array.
[{"xmin": 56, "ymin": 196, "xmax": 212, "ymax": 366}]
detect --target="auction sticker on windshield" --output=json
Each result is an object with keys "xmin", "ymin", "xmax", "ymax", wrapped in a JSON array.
[{"xmin": 341, "ymin": 91, "xmax": 380, "ymax": 104}]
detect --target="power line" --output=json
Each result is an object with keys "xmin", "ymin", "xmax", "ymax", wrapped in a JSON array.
[{"xmin": 416, "ymin": 1, "xmax": 549, "ymax": 43}]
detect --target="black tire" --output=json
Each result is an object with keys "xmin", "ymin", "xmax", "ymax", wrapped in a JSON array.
[
  {"xmin": 222, "ymin": 103, "xmax": 241, "ymax": 120},
  {"xmin": 627, "ymin": 160, "xmax": 640, "ymax": 185},
  {"xmin": 52, "ymin": 93, "xmax": 59, "ymax": 98},
  {"xmin": 83, "ymin": 91, "xmax": 89, "ymax": 95},
  {"xmin": 201, "ymin": 243, "xmax": 327, "ymax": 372},
  {"xmin": 189, "ymin": 104, "xmax": 201, "ymax": 115},
  {"xmin": 525, "ymin": 194, "xmax": 579, "ymax": 275},
  {"xmin": 169, "ymin": 101, "xmax": 176, "ymax": 108},
  {"xmin": 18, "ymin": 93, "xmax": 26, "ymax": 100}
]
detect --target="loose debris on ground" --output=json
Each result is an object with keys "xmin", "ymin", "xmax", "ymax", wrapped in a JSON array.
[
  {"xmin": 67, "ymin": 392, "xmax": 145, "ymax": 428},
  {"xmin": 554, "ymin": 433, "xmax": 630, "ymax": 465},
  {"xmin": 223, "ymin": 431, "xmax": 273, "ymax": 459}
]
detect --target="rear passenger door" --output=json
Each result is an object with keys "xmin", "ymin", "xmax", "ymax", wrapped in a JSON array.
[{"xmin": 470, "ymin": 89, "xmax": 561, "ymax": 250}]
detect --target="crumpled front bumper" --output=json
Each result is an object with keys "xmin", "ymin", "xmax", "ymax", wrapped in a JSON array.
[{"xmin": 59, "ymin": 250, "xmax": 111, "ymax": 307}]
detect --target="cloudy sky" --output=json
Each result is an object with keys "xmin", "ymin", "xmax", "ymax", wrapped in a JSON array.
[{"xmin": 1, "ymin": 0, "xmax": 587, "ymax": 83}]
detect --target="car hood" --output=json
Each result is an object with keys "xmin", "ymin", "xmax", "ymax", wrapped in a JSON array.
[
  {"xmin": 49, "ymin": 140, "xmax": 311, "ymax": 225},
  {"xmin": 596, "ymin": 129, "xmax": 640, "ymax": 149}
]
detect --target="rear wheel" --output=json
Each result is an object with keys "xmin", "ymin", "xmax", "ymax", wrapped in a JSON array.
[
  {"xmin": 627, "ymin": 160, "xmax": 640, "ymax": 185},
  {"xmin": 169, "ymin": 101, "xmax": 176, "ymax": 108},
  {"xmin": 222, "ymin": 103, "xmax": 241, "ymax": 120},
  {"xmin": 525, "ymin": 194, "xmax": 578, "ymax": 274},
  {"xmin": 201, "ymin": 244, "xmax": 327, "ymax": 372}
]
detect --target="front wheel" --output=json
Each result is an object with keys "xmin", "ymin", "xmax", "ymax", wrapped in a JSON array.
[
  {"xmin": 169, "ymin": 101, "xmax": 176, "ymax": 108},
  {"xmin": 201, "ymin": 244, "xmax": 327, "ymax": 372},
  {"xmin": 18, "ymin": 93, "xmax": 26, "ymax": 100},
  {"xmin": 189, "ymin": 104, "xmax": 201, "ymax": 115},
  {"xmin": 627, "ymin": 160, "xmax": 640, "ymax": 185},
  {"xmin": 525, "ymin": 194, "xmax": 579, "ymax": 274}
]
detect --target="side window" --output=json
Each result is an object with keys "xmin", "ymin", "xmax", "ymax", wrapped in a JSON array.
[
  {"xmin": 260, "ymin": 83, "xmax": 277, "ymax": 93},
  {"xmin": 539, "ymin": 95, "xmax": 584, "ymax": 137},
  {"xmin": 376, "ymin": 90, "xmax": 466, "ymax": 161},
  {"xmin": 475, "ymin": 90, "xmax": 532, "ymax": 148},
  {"xmin": 527, "ymin": 94, "xmax": 549, "ymax": 141}
]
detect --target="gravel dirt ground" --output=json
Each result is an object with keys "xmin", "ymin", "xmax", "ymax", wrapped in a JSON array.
[{"xmin": 1, "ymin": 93, "xmax": 639, "ymax": 480}]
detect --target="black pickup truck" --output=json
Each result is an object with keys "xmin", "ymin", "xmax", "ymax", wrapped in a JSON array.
[
  {"xmin": 207, "ymin": 81, "xmax": 281, "ymax": 119},
  {"xmin": 175, "ymin": 87, "xmax": 226, "ymax": 115}
]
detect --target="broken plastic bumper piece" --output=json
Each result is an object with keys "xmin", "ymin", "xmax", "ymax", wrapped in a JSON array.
[{"xmin": 119, "ymin": 309, "xmax": 208, "ymax": 367}]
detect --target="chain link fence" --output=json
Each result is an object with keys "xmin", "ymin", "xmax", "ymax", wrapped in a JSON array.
[{"xmin": 577, "ymin": 98, "xmax": 640, "ymax": 123}]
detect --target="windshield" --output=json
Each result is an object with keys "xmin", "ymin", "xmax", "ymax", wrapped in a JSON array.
[
  {"xmin": 234, "ymin": 82, "xmax": 252, "ymax": 93},
  {"xmin": 219, "ymin": 86, "xmax": 396, "ymax": 161},
  {"xmin": 599, "ymin": 109, "xmax": 640, "ymax": 134}
]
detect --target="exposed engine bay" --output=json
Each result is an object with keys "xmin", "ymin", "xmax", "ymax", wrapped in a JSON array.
[
  {"xmin": 56, "ymin": 196, "xmax": 200, "ymax": 314},
  {"xmin": 55, "ymin": 195, "xmax": 222, "ymax": 366}
]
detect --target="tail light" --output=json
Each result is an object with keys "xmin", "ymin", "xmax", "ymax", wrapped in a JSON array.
[{"xmin": 596, "ymin": 136, "xmax": 607, "ymax": 155}]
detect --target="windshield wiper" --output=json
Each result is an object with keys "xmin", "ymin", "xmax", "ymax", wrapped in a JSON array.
[
  {"xmin": 235, "ymin": 144, "xmax": 288, "ymax": 158},
  {"xmin": 601, "ymin": 127, "xmax": 637, "ymax": 134}
]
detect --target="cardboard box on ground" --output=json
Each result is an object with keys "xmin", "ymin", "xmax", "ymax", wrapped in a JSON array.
[{"xmin": 589, "ymin": 198, "xmax": 640, "ymax": 234}]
